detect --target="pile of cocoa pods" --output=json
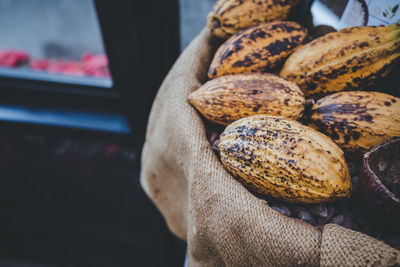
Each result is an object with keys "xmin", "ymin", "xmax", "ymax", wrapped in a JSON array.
[{"xmin": 189, "ymin": 0, "xmax": 400, "ymax": 250}]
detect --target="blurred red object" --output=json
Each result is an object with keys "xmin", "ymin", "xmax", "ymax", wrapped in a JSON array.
[
  {"xmin": 2, "ymin": 49, "xmax": 111, "ymax": 78},
  {"xmin": 47, "ymin": 60, "xmax": 85, "ymax": 76},
  {"xmin": 82, "ymin": 53, "xmax": 111, "ymax": 77},
  {"xmin": 31, "ymin": 59, "xmax": 50, "ymax": 71},
  {"xmin": 0, "ymin": 50, "xmax": 30, "ymax": 67},
  {"xmin": 32, "ymin": 53, "xmax": 111, "ymax": 78}
]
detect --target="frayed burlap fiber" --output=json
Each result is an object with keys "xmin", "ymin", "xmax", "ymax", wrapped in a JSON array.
[{"xmin": 140, "ymin": 28, "xmax": 400, "ymax": 266}]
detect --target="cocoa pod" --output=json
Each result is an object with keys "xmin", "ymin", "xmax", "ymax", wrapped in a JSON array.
[
  {"xmin": 208, "ymin": 21, "xmax": 309, "ymax": 79},
  {"xmin": 280, "ymin": 23, "xmax": 400, "ymax": 98},
  {"xmin": 218, "ymin": 115, "xmax": 352, "ymax": 203},
  {"xmin": 188, "ymin": 73, "xmax": 305, "ymax": 126},
  {"xmin": 310, "ymin": 91, "xmax": 400, "ymax": 156},
  {"xmin": 207, "ymin": 0, "xmax": 300, "ymax": 38}
]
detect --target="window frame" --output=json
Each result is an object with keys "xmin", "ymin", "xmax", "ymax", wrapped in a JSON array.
[{"xmin": 0, "ymin": 0, "xmax": 180, "ymax": 149}]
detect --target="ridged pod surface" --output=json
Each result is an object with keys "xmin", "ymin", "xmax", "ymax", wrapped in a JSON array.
[
  {"xmin": 280, "ymin": 23, "xmax": 400, "ymax": 99},
  {"xmin": 310, "ymin": 91, "xmax": 400, "ymax": 155},
  {"xmin": 188, "ymin": 73, "xmax": 305, "ymax": 126},
  {"xmin": 207, "ymin": 0, "xmax": 300, "ymax": 38},
  {"xmin": 218, "ymin": 115, "xmax": 352, "ymax": 203},
  {"xmin": 208, "ymin": 21, "xmax": 308, "ymax": 79}
]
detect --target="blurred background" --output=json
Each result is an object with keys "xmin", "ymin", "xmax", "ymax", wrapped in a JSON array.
[{"xmin": 0, "ymin": 0, "xmax": 216, "ymax": 266}]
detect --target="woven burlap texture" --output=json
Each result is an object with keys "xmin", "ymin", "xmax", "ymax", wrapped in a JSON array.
[{"xmin": 140, "ymin": 28, "xmax": 400, "ymax": 266}]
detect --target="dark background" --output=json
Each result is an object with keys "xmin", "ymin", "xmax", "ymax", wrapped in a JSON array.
[{"xmin": 0, "ymin": 0, "xmax": 216, "ymax": 266}]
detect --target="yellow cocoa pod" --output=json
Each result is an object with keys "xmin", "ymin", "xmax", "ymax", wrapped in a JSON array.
[
  {"xmin": 207, "ymin": 0, "xmax": 300, "ymax": 38},
  {"xmin": 208, "ymin": 21, "xmax": 309, "ymax": 79},
  {"xmin": 188, "ymin": 73, "xmax": 305, "ymax": 126},
  {"xmin": 280, "ymin": 23, "xmax": 400, "ymax": 99},
  {"xmin": 219, "ymin": 115, "xmax": 352, "ymax": 203},
  {"xmin": 310, "ymin": 91, "xmax": 400, "ymax": 155}
]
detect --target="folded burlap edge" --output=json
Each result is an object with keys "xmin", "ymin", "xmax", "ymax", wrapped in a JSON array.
[{"xmin": 140, "ymin": 28, "xmax": 400, "ymax": 266}]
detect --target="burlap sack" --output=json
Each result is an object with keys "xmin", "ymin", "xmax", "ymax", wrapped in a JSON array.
[{"xmin": 140, "ymin": 28, "xmax": 400, "ymax": 266}]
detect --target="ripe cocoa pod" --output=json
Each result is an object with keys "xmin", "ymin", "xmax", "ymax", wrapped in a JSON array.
[
  {"xmin": 188, "ymin": 73, "xmax": 305, "ymax": 126},
  {"xmin": 280, "ymin": 23, "xmax": 400, "ymax": 99},
  {"xmin": 207, "ymin": 0, "xmax": 300, "ymax": 38},
  {"xmin": 208, "ymin": 21, "xmax": 309, "ymax": 79},
  {"xmin": 310, "ymin": 91, "xmax": 400, "ymax": 155},
  {"xmin": 218, "ymin": 115, "xmax": 352, "ymax": 203}
]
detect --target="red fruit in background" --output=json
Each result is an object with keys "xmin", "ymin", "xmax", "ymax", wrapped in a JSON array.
[
  {"xmin": 47, "ymin": 60, "xmax": 85, "ymax": 76},
  {"xmin": 0, "ymin": 50, "xmax": 30, "ymax": 67},
  {"xmin": 31, "ymin": 59, "xmax": 50, "ymax": 71},
  {"xmin": 1, "ymin": 49, "xmax": 110, "ymax": 78},
  {"xmin": 82, "ymin": 52, "xmax": 111, "ymax": 78}
]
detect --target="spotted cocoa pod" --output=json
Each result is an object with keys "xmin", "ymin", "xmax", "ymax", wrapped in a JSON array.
[
  {"xmin": 188, "ymin": 73, "xmax": 305, "ymax": 126},
  {"xmin": 208, "ymin": 21, "xmax": 309, "ymax": 79},
  {"xmin": 218, "ymin": 115, "xmax": 352, "ymax": 203},
  {"xmin": 280, "ymin": 23, "xmax": 400, "ymax": 99},
  {"xmin": 310, "ymin": 91, "xmax": 400, "ymax": 155},
  {"xmin": 207, "ymin": 0, "xmax": 300, "ymax": 38}
]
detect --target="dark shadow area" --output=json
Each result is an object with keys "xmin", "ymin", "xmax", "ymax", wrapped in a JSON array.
[{"xmin": 0, "ymin": 125, "xmax": 186, "ymax": 267}]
